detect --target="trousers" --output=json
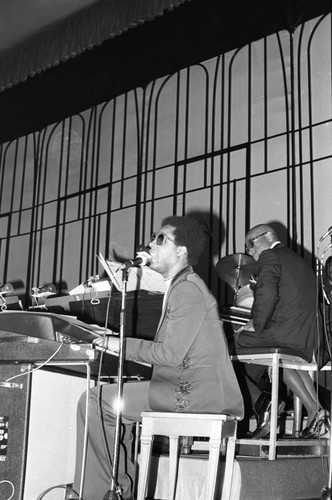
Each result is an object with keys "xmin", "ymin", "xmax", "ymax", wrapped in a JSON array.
[{"xmin": 73, "ymin": 380, "xmax": 151, "ymax": 500}]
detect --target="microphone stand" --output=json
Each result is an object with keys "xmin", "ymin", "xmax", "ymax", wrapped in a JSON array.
[
  {"xmin": 105, "ymin": 266, "xmax": 129, "ymax": 500},
  {"xmin": 320, "ymin": 324, "xmax": 332, "ymax": 500},
  {"xmin": 320, "ymin": 246, "xmax": 332, "ymax": 500}
]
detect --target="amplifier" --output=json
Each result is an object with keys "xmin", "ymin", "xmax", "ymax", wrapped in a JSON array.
[{"xmin": 0, "ymin": 365, "xmax": 87, "ymax": 500}]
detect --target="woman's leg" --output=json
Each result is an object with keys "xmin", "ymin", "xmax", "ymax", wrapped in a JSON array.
[{"xmin": 283, "ymin": 368, "xmax": 320, "ymax": 423}]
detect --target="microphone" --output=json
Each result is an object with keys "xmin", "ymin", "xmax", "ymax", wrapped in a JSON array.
[
  {"xmin": 31, "ymin": 283, "xmax": 56, "ymax": 296},
  {"xmin": 83, "ymin": 275, "xmax": 100, "ymax": 287},
  {"xmin": 121, "ymin": 246, "xmax": 151, "ymax": 269},
  {"xmin": 0, "ymin": 283, "xmax": 14, "ymax": 294},
  {"xmin": 319, "ymin": 226, "xmax": 332, "ymax": 242}
]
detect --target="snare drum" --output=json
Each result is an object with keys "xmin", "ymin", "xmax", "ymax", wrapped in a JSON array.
[{"xmin": 234, "ymin": 284, "xmax": 254, "ymax": 310}]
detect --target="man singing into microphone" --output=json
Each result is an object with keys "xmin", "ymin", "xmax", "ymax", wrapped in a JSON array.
[{"xmin": 66, "ymin": 215, "xmax": 244, "ymax": 500}]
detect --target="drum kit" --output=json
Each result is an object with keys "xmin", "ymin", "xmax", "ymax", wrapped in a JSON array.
[{"xmin": 215, "ymin": 253, "xmax": 258, "ymax": 309}]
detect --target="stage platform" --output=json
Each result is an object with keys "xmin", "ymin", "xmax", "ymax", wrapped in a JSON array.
[
  {"xmin": 32, "ymin": 435, "xmax": 329, "ymax": 499},
  {"xmin": 30, "ymin": 433, "xmax": 328, "ymax": 500},
  {"xmin": 144, "ymin": 448, "xmax": 330, "ymax": 500},
  {"xmin": 141, "ymin": 417, "xmax": 330, "ymax": 500}
]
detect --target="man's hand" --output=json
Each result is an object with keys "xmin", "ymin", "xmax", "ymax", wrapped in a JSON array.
[
  {"xmin": 243, "ymin": 319, "xmax": 255, "ymax": 332},
  {"xmin": 236, "ymin": 319, "xmax": 255, "ymax": 334},
  {"xmin": 106, "ymin": 336, "xmax": 120, "ymax": 352},
  {"xmin": 94, "ymin": 335, "xmax": 120, "ymax": 353}
]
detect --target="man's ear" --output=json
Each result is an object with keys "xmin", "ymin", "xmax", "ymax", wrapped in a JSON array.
[
  {"xmin": 266, "ymin": 231, "xmax": 274, "ymax": 242},
  {"xmin": 177, "ymin": 245, "xmax": 188, "ymax": 259}
]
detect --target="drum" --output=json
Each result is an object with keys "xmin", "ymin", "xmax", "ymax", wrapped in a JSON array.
[{"xmin": 234, "ymin": 284, "xmax": 254, "ymax": 310}]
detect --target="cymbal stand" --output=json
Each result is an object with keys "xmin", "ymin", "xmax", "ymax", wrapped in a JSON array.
[
  {"xmin": 106, "ymin": 267, "xmax": 129, "ymax": 500},
  {"xmin": 234, "ymin": 266, "xmax": 241, "ymax": 302},
  {"xmin": 319, "ymin": 243, "xmax": 332, "ymax": 500}
]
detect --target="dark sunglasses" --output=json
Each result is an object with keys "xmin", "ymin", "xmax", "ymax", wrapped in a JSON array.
[
  {"xmin": 149, "ymin": 232, "xmax": 176, "ymax": 245},
  {"xmin": 246, "ymin": 231, "xmax": 268, "ymax": 251}
]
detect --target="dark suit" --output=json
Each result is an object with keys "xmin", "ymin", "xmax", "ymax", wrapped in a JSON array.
[{"xmin": 236, "ymin": 243, "xmax": 327, "ymax": 367}]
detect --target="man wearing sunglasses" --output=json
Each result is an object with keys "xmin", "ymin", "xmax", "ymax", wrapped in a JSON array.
[
  {"xmin": 235, "ymin": 223, "xmax": 328, "ymax": 440},
  {"xmin": 67, "ymin": 215, "xmax": 244, "ymax": 500}
]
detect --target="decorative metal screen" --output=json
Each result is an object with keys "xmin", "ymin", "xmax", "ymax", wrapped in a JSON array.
[{"xmin": 0, "ymin": 14, "xmax": 331, "ymax": 307}]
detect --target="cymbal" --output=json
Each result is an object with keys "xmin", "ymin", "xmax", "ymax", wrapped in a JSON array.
[{"xmin": 215, "ymin": 253, "xmax": 257, "ymax": 289}]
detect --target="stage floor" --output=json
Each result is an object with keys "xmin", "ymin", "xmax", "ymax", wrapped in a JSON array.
[{"xmin": 143, "ymin": 450, "xmax": 329, "ymax": 500}]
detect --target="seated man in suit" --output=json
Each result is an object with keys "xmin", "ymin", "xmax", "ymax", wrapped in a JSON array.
[{"xmin": 235, "ymin": 224, "xmax": 329, "ymax": 439}]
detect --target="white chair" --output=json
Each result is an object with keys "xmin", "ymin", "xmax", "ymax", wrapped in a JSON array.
[
  {"xmin": 136, "ymin": 411, "xmax": 239, "ymax": 500},
  {"xmin": 231, "ymin": 347, "xmax": 330, "ymax": 460}
]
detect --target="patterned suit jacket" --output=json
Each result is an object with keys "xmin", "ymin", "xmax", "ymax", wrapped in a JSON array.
[{"xmin": 125, "ymin": 266, "xmax": 244, "ymax": 418}]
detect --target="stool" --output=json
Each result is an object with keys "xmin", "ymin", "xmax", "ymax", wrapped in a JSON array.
[
  {"xmin": 137, "ymin": 411, "xmax": 238, "ymax": 500},
  {"xmin": 230, "ymin": 347, "xmax": 328, "ymax": 460}
]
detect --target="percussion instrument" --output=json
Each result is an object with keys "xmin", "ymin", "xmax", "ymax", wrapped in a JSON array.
[
  {"xmin": 234, "ymin": 284, "xmax": 254, "ymax": 310},
  {"xmin": 215, "ymin": 253, "xmax": 257, "ymax": 290}
]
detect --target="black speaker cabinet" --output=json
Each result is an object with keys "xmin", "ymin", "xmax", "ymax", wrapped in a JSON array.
[
  {"xmin": 0, "ymin": 364, "xmax": 31, "ymax": 500},
  {"xmin": 0, "ymin": 364, "xmax": 86, "ymax": 500}
]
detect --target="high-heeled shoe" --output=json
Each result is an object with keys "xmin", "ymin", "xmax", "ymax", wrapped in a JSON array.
[
  {"xmin": 251, "ymin": 392, "xmax": 286, "ymax": 439},
  {"xmin": 301, "ymin": 408, "xmax": 330, "ymax": 438}
]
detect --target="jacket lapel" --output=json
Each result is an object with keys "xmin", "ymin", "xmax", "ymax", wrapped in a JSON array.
[{"xmin": 155, "ymin": 266, "xmax": 193, "ymax": 334}]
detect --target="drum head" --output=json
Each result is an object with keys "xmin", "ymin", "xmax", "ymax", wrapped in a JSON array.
[{"xmin": 234, "ymin": 284, "xmax": 254, "ymax": 309}]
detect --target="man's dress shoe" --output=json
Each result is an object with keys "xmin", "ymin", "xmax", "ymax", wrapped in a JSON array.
[
  {"xmin": 65, "ymin": 485, "xmax": 79, "ymax": 500},
  {"xmin": 65, "ymin": 485, "xmax": 134, "ymax": 500}
]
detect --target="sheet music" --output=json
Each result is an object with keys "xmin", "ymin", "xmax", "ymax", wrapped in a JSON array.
[
  {"xmin": 69, "ymin": 252, "xmax": 166, "ymax": 295},
  {"xmin": 97, "ymin": 252, "xmax": 122, "ymax": 290}
]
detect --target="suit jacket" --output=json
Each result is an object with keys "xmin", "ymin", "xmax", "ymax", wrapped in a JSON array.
[
  {"xmin": 236, "ymin": 243, "xmax": 328, "ymax": 367},
  {"xmin": 125, "ymin": 266, "xmax": 244, "ymax": 418}
]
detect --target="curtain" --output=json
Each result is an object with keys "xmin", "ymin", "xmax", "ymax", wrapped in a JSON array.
[{"xmin": 0, "ymin": 0, "xmax": 188, "ymax": 92}]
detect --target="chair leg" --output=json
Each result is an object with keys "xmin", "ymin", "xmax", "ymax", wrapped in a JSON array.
[
  {"xmin": 133, "ymin": 421, "xmax": 141, "ymax": 497},
  {"xmin": 168, "ymin": 436, "xmax": 179, "ymax": 500},
  {"xmin": 293, "ymin": 395, "xmax": 303, "ymax": 437},
  {"xmin": 269, "ymin": 352, "xmax": 279, "ymax": 460},
  {"xmin": 137, "ymin": 433, "xmax": 153, "ymax": 500},
  {"xmin": 221, "ymin": 429, "xmax": 237, "ymax": 500},
  {"xmin": 206, "ymin": 424, "xmax": 222, "ymax": 500}
]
